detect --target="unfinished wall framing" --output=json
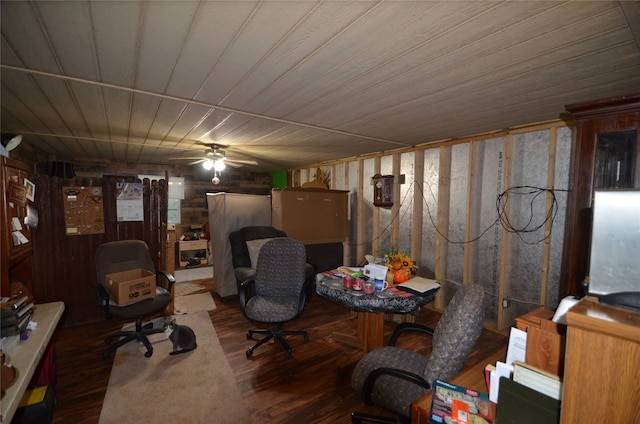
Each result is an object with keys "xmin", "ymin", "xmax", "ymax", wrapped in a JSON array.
[{"xmin": 295, "ymin": 121, "xmax": 571, "ymax": 331}]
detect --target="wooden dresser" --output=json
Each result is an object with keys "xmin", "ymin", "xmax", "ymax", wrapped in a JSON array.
[{"xmin": 560, "ymin": 297, "xmax": 640, "ymax": 423}]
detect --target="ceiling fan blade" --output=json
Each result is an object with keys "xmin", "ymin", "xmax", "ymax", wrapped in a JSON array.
[
  {"xmin": 225, "ymin": 158, "xmax": 258, "ymax": 166},
  {"xmin": 189, "ymin": 158, "xmax": 207, "ymax": 165},
  {"xmin": 223, "ymin": 161, "xmax": 243, "ymax": 169},
  {"xmin": 169, "ymin": 156, "xmax": 206, "ymax": 160}
]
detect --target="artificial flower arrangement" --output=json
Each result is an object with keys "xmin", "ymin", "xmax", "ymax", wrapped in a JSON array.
[{"xmin": 381, "ymin": 247, "xmax": 414, "ymax": 284}]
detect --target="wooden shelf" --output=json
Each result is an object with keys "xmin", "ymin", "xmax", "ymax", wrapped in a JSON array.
[{"xmin": 176, "ymin": 239, "xmax": 208, "ymax": 267}]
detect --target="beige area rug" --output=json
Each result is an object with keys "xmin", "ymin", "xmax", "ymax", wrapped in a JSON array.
[
  {"xmin": 98, "ymin": 310, "xmax": 250, "ymax": 424},
  {"xmin": 174, "ymin": 282, "xmax": 206, "ymax": 296},
  {"xmin": 174, "ymin": 292, "xmax": 216, "ymax": 314},
  {"xmin": 174, "ymin": 265, "xmax": 213, "ymax": 282}
]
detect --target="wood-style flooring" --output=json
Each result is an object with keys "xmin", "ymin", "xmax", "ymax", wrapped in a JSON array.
[{"xmin": 50, "ymin": 285, "xmax": 507, "ymax": 423}]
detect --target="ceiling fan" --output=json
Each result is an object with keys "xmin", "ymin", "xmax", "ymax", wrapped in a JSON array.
[{"xmin": 173, "ymin": 143, "xmax": 259, "ymax": 170}]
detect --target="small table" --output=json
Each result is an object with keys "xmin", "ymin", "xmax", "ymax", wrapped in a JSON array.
[
  {"xmin": 1, "ymin": 301, "xmax": 65, "ymax": 423},
  {"xmin": 315, "ymin": 273, "xmax": 437, "ymax": 353}
]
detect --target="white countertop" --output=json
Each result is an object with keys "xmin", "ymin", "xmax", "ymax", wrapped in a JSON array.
[{"xmin": 1, "ymin": 301, "xmax": 65, "ymax": 423}]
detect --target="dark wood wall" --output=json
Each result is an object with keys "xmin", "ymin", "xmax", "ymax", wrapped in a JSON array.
[{"xmin": 30, "ymin": 175, "xmax": 168, "ymax": 327}]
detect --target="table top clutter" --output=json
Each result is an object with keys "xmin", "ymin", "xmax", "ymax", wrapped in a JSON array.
[{"xmin": 315, "ymin": 269, "xmax": 439, "ymax": 314}]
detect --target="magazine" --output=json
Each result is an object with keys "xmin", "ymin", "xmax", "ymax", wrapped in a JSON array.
[{"xmin": 429, "ymin": 379, "xmax": 493, "ymax": 424}]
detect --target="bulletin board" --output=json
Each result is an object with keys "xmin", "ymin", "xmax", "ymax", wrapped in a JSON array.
[{"xmin": 63, "ymin": 186, "xmax": 105, "ymax": 236}]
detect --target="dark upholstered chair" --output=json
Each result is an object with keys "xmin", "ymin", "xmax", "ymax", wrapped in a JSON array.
[
  {"xmin": 238, "ymin": 238, "xmax": 309, "ymax": 359},
  {"xmin": 351, "ymin": 283, "xmax": 485, "ymax": 424},
  {"xmin": 229, "ymin": 226, "xmax": 315, "ymax": 299},
  {"xmin": 95, "ymin": 240, "xmax": 175, "ymax": 360}
]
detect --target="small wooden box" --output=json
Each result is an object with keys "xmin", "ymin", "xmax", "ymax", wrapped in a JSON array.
[{"xmin": 515, "ymin": 308, "xmax": 566, "ymax": 377}]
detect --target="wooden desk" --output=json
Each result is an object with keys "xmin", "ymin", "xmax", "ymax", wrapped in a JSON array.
[
  {"xmin": 411, "ymin": 346, "xmax": 506, "ymax": 424},
  {"xmin": 560, "ymin": 297, "xmax": 640, "ymax": 423},
  {"xmin": 1, "ymin": 301, "xmax": 65, "ymax": 423}
]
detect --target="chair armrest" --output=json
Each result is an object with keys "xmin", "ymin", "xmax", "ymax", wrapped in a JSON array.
[
  {"xmin": 95, "ymin": 284, "xmax": 111, "ymax": 315},
  {"xmin": 297, "ymin": 283, "xmax": 308, "ymax": 315},
  {"xmin": 387, "ymin": 322, "xmax": 435, "ymax": 346},
  {"xmin": 156, "ymin": 270, "xmax": 176, "ymax": 293},
  {"xmin": 238, "ymin": 278, "xmax": 256, "ymax": 314},
  {"xmin": 362, "ymin": 367, "xmax": 431, "ymax": 406}
]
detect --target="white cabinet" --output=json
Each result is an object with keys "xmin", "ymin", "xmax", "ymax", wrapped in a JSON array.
[{"xmin": 206, "ymin": 193, "xmax": 272, "ymax": 298}]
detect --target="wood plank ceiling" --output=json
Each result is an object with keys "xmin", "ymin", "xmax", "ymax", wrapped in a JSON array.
[{"xmin": 1, "ymin": 1, "xmax": 640, "ymax": 172}]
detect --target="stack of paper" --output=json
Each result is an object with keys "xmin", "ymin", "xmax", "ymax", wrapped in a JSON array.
[{"xmin": 396, "ymin": 277, "xmax": 440, "ymax": 295}]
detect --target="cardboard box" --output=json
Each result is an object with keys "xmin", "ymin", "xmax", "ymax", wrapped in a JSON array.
[
  {"xmin": 104, "ymin": 269, "xmax": 156, "ymax": 305},
  {"xmin": 271, "ymin": 188, "xmax": 348, "ymax": 244}
]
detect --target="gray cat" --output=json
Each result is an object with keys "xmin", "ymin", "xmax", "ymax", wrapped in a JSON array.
[{"xmin": 162, "ymin": 319, "xmax": 197, "ymax": 355}]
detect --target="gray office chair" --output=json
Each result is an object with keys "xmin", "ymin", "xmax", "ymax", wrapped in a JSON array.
[
  {"xmin": 238, "ymin": 237, "xmax": 309, "ymax": 359},
  {"xmin": 95, "ymin": 240, "xmax": 175, "ymax": 360},
  {"xmin": 351, "ymin": 283, "xmax": 485, "ymax": 424}
]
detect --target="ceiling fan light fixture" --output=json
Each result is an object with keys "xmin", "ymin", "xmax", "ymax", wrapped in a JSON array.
[
  {"xmin": 214, "ymin": 159, "xmax": 226, "ymax": 171},
  {"xmin": 202, "ymin": 159, "xmax": 214, "ymax": 170}
]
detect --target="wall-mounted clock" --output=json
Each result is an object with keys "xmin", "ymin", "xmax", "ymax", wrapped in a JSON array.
[{"xmin": 372, "ymin": 174, "xmax": 394, "ymax": 207}]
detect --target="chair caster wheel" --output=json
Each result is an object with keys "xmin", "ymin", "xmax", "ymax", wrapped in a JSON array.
[
  {"xmin": 102, "ymin": 353, "xmax": 110, "ymax": 361},
  {"xmin": 145, "ymin": 351, "xmax": 153, "ymax": 358},
  {"xmin": 246, "ymin": 332, "xmax": 252, "ymax": 340},
  {"xmin": 246, "ymin": 348, "xmax": 253, "ymax": 358},
  {"xmin": 303, "ymin": 334, "xmax": 309, "ymax": 342},
  {"xmin": 105, "ymin": 336, "xmax": 113, "ymax": 345},
  {"xmin": 285, "ymin": 350, "xmax": 292, "ymax": 359}
]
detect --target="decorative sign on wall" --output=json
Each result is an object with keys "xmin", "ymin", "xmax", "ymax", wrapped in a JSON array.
[{"xmin": 63, "ymin": 186, "xmax": 105, "ymax": 235}]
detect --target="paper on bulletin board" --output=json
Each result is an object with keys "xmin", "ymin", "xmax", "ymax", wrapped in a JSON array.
[
  {"xmin": 116, "ymin": 182, "xmax": 143, "ymax": 221},
  {"xmin": 63, "ymin": 186, "xmax": 105, "ymax": 235}
]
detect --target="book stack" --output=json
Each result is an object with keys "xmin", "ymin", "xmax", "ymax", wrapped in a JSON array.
[{"xmin": 1, "ymin": 296, "xmax": 34, "ymax": 337}]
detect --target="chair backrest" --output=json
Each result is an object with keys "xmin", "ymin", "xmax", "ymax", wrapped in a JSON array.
[
  {"xmin": 229, "ymin": 226, "xmax": 288, "ymax": 269},
  {"xmin": 254, "ymin": 238, "xmax": 306, "ymax": 299},
  {"xmin": 95, "ymin": 240, "xmax": 156, "ymax": 288},
  {"xmin": 424, "ymin": 283, "xmax": 485, "ymax": 387}
]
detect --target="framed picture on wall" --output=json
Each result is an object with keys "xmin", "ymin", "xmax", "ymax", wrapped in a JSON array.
[{"xmin": 24, "ymin": 178, "xmax": 35, "ymax": 202}]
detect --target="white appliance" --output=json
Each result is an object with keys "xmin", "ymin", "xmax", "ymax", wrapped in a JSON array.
[{"xmin": 206, "ymin": 193, "xmax": 272, "ymax": 298}]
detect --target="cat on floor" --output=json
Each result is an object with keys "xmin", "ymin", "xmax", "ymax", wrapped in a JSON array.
[{"xmin": 162, "ymin": 318, "xmax": 197, "ymax": 355}]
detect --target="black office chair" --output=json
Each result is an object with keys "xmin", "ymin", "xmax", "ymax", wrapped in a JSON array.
[
  {"xmin": 95, "ymin": 240, "xmax": 175, "ymax": 360},
  {"xmin": 351, "ymin": 283, "xmax": 485, "ymax": 424},
  {"xmin": 238, "ymin": 237, "xmax": 309, "ymax": 359}
]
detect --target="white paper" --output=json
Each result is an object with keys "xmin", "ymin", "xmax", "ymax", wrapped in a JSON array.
[
  {"xmin": 397, "ymin": 277, "xmax": 441, "ymax": 293},
  {"xmin": 490, "ymin": 361, "xmax": 514, "ymax": 403},
  {"xmin": 505, "ymin": 327, "xmax": 527, "ymax": 365},
  {"xmin": 12, "ymin": 231, "xmax": 28, "ymax": 246},
  {"xmin": 11, "ymin": 216, "xmax": 22, "ymax": 231}
]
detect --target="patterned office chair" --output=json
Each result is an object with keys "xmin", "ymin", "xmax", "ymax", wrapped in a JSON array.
[
  {"xmin": 238, "ymin": 238, "xmax": 309, "ymax": 359},
  {"xmin": 351, "ymin": 283, "xmax": 485, "ymax": 423}
]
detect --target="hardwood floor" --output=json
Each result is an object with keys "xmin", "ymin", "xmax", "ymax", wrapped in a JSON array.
[{"xmin": 51, "ymin": 290, "xmax": 507, "ymax": 424}]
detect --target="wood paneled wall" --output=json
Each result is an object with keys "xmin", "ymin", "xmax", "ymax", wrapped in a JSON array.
[{"xmin": 30, "ymin": 176, "xmax": 167, "ymax": 327}]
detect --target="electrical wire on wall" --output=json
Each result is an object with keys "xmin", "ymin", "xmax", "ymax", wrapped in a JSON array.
[
  {"xmin": 348, "ymin": 180, "xmax": 568, "ymax": 249},
  {"xmin": 346, "ymin": 178, "xmax": 569, "ymax": 308}
]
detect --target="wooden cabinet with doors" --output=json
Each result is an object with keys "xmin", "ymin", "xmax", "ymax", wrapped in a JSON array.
[
  {"xmin": 562, "ymin": 94, "xmax": 640, "ymax": 297},
  {"xmin": 1, "ymin": 157, "xmax": 33, "ymax": 297},
  {"xmin": 560, "ymin": 297, "xmax": 640, "ymax": 423}
]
